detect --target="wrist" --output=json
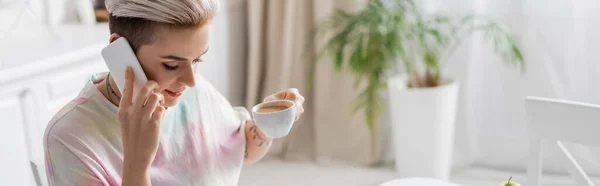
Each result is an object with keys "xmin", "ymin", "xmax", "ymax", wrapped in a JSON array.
[
  {"xmin": 248, "ymin": 121, "xmax": 271, "ymax": 140},
  {"xmin": 258, "ymin": 129, "xmax": 272, "ymax": 141},
  {"xmin": 122, "ymin": 157, "xmax": 150, "ymax": 185}
]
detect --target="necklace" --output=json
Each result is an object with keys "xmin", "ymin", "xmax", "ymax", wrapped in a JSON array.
[{"xmin": 106, "ymin": 73, "xmax": 121, "ymax": 103}]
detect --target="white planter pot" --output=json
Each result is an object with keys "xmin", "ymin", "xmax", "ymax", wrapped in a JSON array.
[{"xmin": 387, "ymin": 74, "xmax": 459, "ymax": 181}]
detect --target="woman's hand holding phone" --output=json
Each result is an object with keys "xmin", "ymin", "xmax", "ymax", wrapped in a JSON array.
[{"xmin": 118, "ymin": 67, "xmax": 166, "ymax": 186}]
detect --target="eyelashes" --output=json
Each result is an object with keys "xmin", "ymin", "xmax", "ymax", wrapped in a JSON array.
[
  {"xmin": 162, "ymin": 59, "xmax": 203, "ymax": 71},
  {"xmin": 162, "ymin": 63, "xmax": 178, "ymax": 71}
]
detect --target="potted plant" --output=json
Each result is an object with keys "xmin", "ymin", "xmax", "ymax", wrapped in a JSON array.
[{"xmin": 312, "ymin": 0, "xmax": 524, "ymax": 180}]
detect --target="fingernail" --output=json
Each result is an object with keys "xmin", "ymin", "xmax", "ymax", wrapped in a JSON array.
[{"xmin": 159, "ymin": 94, "xmax": 165, "ymax": 105}]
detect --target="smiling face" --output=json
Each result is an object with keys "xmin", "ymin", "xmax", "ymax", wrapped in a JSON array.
[{"xmin": 109, "ymin": 24, "xmax": 211, "ymax": 107}]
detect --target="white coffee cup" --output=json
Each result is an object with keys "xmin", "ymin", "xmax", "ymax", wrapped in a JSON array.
[{"xmin": 251, "ymin": 100, "xmax": 296, "ymax": 139}]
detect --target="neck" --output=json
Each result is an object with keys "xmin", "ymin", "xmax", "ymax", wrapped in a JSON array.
[{"xmin": 97, "ymin": 74, "xmax": 122, "ymax": 107}]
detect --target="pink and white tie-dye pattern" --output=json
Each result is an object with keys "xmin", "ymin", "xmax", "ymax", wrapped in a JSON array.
[{"xmin": 44, "ymin": 73, "xmax": 248, "ymax": 186}]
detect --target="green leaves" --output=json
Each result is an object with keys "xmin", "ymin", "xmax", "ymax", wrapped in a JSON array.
[
  {"xmin": 311, "ymin": 0, "xmax": 525, "ymax": 135},
  {"xmin": 423, "ymin": 50, "xmax": 439, "ymax": 71},
  {"xmin": 474, "ymin": 19, "xmax": 525, "ymax": 72},
  {"xmin": 351, "ymin": 71, "xmax": 385, "ymax": 134}
]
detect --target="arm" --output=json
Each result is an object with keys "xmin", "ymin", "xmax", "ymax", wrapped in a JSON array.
[
  {"xmin": 242, "ymin": 88, "xmax": 305, "ymax": 163},
  {"xmin": 46, "ymin": 137, "xmax": 106, "ymax": 186},
  {"xmin": 243, "ymin": 120, "xmax": 273, "ymax": 164},
  {"xmin": 117, "ymin": 68, "xmax": 166, "ymax": 186},
  {"xmin": 48, "ymin": 138, "xmax": 151, "ymax": 186},
  {"xmin": 121, "ymin": 160, "xmax": 151, "ymax": 186}
]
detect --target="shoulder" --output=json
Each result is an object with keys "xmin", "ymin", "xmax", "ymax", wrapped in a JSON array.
[
  {"xmin": 44, "ymin": 94, "xmax": 113, "ymax": 151},
  {"xmin": 45, "ymin": 96, "xmax": 91, "ymax": 139},
  {"xmin": 43, "ymin": 73, "xmax": 117, "ymax": 185},
  {"xmin": 179, "ymin": 75, "xmax": 232, "ymax": 112},
  {"xmin": 187, "ymin": 75, "xmax": 236, "ymax": 112},
  {"xmin": 185, "ymin": 75, "xmax": 246, "ymax": 127},
  {"xmin": 43, "ymin": 96, "xmax": 112, "ymax": 185}
]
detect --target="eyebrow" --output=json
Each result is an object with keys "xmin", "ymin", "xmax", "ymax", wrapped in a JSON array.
[{"xmin": 160, "ymin": 47, "xmax": 210, "ymax": 61}]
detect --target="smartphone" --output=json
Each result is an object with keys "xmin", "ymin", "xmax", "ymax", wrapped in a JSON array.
[{"xmin": 101, "ymin": 37, "xmax": 149, "ymax": 101}]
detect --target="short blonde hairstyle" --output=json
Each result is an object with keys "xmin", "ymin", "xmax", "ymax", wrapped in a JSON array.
[{"xmin": 105, "ymin": 0, "xmax": 219, "ymax": 51}]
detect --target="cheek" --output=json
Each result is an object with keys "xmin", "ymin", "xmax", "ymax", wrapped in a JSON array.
[{"xmin": 152, "ymin": 75, "xmax": 178, "ymax": 90}]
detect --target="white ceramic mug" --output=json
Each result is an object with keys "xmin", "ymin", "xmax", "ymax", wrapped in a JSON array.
[{"xmin": 251, "ymin": 100, "xmax": 296, "ymax": 139}]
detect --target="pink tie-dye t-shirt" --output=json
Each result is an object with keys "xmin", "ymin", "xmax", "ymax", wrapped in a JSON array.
[{"xmin": 44, "ymin": 73, "xmax": 249, "ymax": 186}]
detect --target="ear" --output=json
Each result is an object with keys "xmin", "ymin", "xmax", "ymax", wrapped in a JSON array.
[{"xmin": 109, "ymin": 33, "xmax": 121, "ymax": 43}]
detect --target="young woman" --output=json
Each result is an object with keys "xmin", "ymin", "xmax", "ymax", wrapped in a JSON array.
[{"xmin": 43, "ymin": 0, "xmax": 305, "ymax": 185}]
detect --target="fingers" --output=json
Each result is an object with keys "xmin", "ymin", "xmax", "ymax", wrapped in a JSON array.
[
  {"xmin": 134, "ymin": 81, "xmax": 160, "ymax": 108},
  {"xmin": 282, "ymin": 89, "xmax": 304, "ymax": 105},
  {"xmin": 264, "ymin": 88, "xmax": 301, "ymax": 102},
  {"xmin": 296, "ymin": 95, "xmax": 305, "ymax": 104},
  {"xmin": 295, "ymin": 106, "xmax": 305, "ymax": 121},
  {"xmin": 284, "ymin": 88, "xmax": 300, "ymax": 100},
  {"xmin": 284, "ymin": 88, "xmax": 304, "ymax": 121},
  {"xmin": 288, "ymin": 88, "xmax": 300, "ymax": 94},
  {"xmin": 263, "ymin": 95, "xmax": 276, "ymax": 103},
  {"xmin": 297, "ymin": 104, "xmax": 305, "ymax": 114},
  {"xmin": 262, "ymin": 88, "xmax": 305, "ymax": 121},
  {"xmin": 284, "ymin": 91, "xmax": 298, "ymax": 100},
  {"xmin": 151, "ymin": 106, "xmax": 167, "ymax": 122},
  {"xmin": 120, "ymin": 67, "xmax": 134, "ymax": 106},
  {"xmin": 142, "ymin": 93, "xmax": 164, "ymax": 117},
  {"xmin": 263, "ymin": 88, "xmax": 305, "ymax": 104}
]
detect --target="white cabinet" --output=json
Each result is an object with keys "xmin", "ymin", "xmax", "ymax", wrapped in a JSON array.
[
  {"xmin": 0, "ymin": 24, "xmax": 109, "ymax": 186},
  {"xmin": 0, "ymin": 89, "xmax": 36, "ymax": 185}
]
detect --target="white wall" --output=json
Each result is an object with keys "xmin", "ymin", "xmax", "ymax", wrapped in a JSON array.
[
  {"xmin": 0, "ymin": 0, "xmax": 45, "ymax": 40},
  {"xmin": 0, "ymin": 0, "xmax": 247, "ymax": 106},
  {"xmin": 199, "ymin": 0, "xmax": 247, "ymax": 107},
  {"xmin": 422, "ymin": 0, "xmax": 600, "ymax": 176}
]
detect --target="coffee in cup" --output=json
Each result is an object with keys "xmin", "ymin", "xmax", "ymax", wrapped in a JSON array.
[
  {"xmin": 251, "ymin": 100, "xmax": 296, "ymax": 139},
  {"xmin": 256, "ymin": 105, "xmax": 290, "ymax": 113}
]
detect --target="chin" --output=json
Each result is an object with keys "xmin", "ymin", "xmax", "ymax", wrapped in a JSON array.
[{"xmin": 163, "ymin": 99, "xmax": 180, "ymax": 107}]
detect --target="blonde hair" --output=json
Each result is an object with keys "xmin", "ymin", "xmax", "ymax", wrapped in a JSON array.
[{"xmin": 105, "ymin": 0, "xmax": 219, "ymax": 51}]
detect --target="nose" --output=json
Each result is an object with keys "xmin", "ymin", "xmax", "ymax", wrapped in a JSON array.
[{"xmin": 179, "ymin": 64, "xmax": 196, "ymax": 87}]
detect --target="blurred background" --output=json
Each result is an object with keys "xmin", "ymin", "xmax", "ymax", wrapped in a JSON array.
[{"xmin": 1, "ymin": 0, "xmax": 600, "ymax": 185}]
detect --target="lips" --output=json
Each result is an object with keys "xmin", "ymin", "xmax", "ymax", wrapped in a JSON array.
[{"xmin": 165, "ymin": 89, "xmax": 184, "ymax": 97}]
